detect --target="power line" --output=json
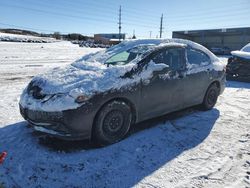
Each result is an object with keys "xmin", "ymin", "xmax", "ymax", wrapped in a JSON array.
[
  {"xmin": 0, "ymin": 22, "xmax": 94, "ymax": 35},
  {"xmin": 1, "ymin": 22, "xmax": 249, "ymax": 39},
  {"xmin": 35, "ymin": 0, "xmax": 159, "ymax": 26},
  {"xmin": 3, "ymin": 0, "xmax": 249, "ymax": 29},
  {"xmin": 0, "ymin": 2, "xmax": 157, "ymax": 30},
  {"xmin": 0, "ymin": 3, "xmax": 116, "ymax": 24},
  {"xmin": 9, "ymin": 0, "xmax": 249, "ymax": 27},
  {"xmin": 0, "ymin": 22, "xmax": 56, "ymax": 33},
  {"xmin": 11, "ymin": 0, "xmax": 158, "ymax": 25},
  {"xmin": 1, "ymin": 0, "xmax": 249, "ymax": 38},
  {"xmin": 159, "ymin": 14, "xmax": 163, "ymax": 38}
]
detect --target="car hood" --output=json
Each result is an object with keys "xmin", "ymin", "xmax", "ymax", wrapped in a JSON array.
[
  {"xmin": 29, "ymin": 57, "xmax": 170, "ymax": 97},
  {"xmin": 29, "ymin": 61, "xmax": 137, "ymax": 98}
]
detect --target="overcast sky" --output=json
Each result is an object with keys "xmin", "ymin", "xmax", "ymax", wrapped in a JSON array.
[{"xmin": 0, "ymin": 0, "xmax": 249, "ymax": 38}]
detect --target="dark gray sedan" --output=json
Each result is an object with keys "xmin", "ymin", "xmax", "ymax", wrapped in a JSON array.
[{"xmin": 19, "ymin": 39, "xmax": 226, "ymax": 145}]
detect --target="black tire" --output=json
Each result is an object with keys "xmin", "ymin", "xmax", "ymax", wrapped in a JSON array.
[
  {"xmin": 93, "ymin": 100, "xmax": 132, "ymax": 146},
  {"xmin": 201, "ymin": 83, "xmax": 219, "ymax": 110}
]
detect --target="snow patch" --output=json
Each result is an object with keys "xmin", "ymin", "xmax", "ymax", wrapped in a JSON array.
[
  {"xmin": 0, "ymin": 32, "xmax": 57, "ymax": 43},
  {"xmin": 186, "ymin": 60, "xmax": 224, "ymax": 75},
  {"xmin": 231, "ymin": 50, "xmax": 250, "ymax": 60}
]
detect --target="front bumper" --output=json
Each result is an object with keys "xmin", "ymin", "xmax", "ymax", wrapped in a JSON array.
[{"xmin": 19, "ymin": 104, "xmax": 95, "ymax": 140}]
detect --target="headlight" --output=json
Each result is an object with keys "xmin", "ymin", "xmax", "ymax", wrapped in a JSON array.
[
  {"xmin": 69, "ymin": 89, "xmax": 91, "ymax": 103},
  {"xmin": 75, "ymin": 95, "xmax": 90, "ymax": 103}
]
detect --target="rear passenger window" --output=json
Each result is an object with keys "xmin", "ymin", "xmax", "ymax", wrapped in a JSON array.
[
  {"xmin": 187, "ymin": 48, "xmax": 210, "ymax": 66},
  {"xmin": 152, "ymin": 48, "xmax": 184, "ymax": 71}
]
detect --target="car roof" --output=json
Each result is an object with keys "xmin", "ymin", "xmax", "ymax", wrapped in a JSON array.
[
  {"xmin": 106, "ymin": 38, "xmax": 218, "ymax": 61},
  {"xmin": 74, "ymin": 38, "xmax": 219, "ymax": 65}
]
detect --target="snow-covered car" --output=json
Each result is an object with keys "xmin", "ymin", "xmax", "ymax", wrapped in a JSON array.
[
  {"xmin": 227, "ymin": 43, "xmax": 250, "ymax": 82},
  {"xmin": 19, "ymin": 39, "xmax": 226, "ymax": 145}
]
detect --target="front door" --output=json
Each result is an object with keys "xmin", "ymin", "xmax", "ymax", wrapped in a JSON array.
[{"xmin": 139, "ymin": 46, "xmax": 187, "ymax": 120}]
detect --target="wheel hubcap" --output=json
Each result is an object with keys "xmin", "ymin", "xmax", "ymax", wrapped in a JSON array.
[
  {"xmin": 207, "ymin": 89, "xmax": 217, "ymax": 106},
  {"xmin": 103, "ymin": 110, "xmax": 124, "ymax": 136}
]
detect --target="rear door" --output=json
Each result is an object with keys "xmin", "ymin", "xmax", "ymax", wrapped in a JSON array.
[
  {"xmin": 182, "ymin": 47, "xmax": 213, "ymax": 107},
  {"xmin": 139, "ymin": 46, "xmax": 187, "ymax": 120}
]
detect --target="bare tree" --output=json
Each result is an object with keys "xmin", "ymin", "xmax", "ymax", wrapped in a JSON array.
[{"xmin": 53, "ymin": 32, "xmax": 61, "ymax": 40}]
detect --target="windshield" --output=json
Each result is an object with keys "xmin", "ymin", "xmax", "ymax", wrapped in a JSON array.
[{"xmin": 105, "ymin": 45, "xmax": 154, "ymax": 66}]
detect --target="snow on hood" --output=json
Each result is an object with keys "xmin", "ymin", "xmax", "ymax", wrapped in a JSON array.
[{"xmin": 30, "ymin": 61, "xmax": 136, "ymax": 97}]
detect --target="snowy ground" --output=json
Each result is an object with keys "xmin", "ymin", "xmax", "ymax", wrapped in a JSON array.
[
  {"xmin": 0, "ymin": 32, "xmax": 57, "ymax": 43},
  {"xmin": 0, "ymin": 41, "xmax": 249, "ymax": 188},
  {"xmin": 0, "ymin": 41, "xmax": 100, "ymax": 126}
]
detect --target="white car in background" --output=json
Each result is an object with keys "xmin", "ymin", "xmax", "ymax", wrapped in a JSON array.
[{"xmin": 227, "ymin": 43, "xmax": 250, "ymax": 82}]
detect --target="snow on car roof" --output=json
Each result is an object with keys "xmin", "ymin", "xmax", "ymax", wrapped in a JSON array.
[{"xmin": 73, "ymin": 38, "xmax": 218, "ymax": 66}]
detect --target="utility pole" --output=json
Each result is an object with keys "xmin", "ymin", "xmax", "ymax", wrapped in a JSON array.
[
  {"xmin": 118, "ymin": 5, "xmax": 122, "ymax": 41},
  {"xmin": 159, "ymin": 14, "xmax": 163, "ymax": 38},
  {"xmin": 132, "ymin": 29, "xmax": 136, "ymax": 39}
]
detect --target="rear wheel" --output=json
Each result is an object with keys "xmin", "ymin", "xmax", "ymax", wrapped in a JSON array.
[
  {"xmin": 93, "ymin": 100, "xmax": 132, "ymax": 146},
  {"xmin": 201, "ymin": 83, "xmax": 219, "ymax": 110}
]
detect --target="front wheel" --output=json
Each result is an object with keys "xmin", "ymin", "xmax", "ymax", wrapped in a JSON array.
[
  {"xmin": 201, "ymin": 83, "xmax": 219, "ymax": 110},
  {"xmin": 93, "ymin": 100, "xmax": 132, "ymax": 146}
]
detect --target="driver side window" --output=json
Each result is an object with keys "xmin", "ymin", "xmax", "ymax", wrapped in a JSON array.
[{"xmin": 152, "ymin": 47, "xmax": 185, "ymax": 71}]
